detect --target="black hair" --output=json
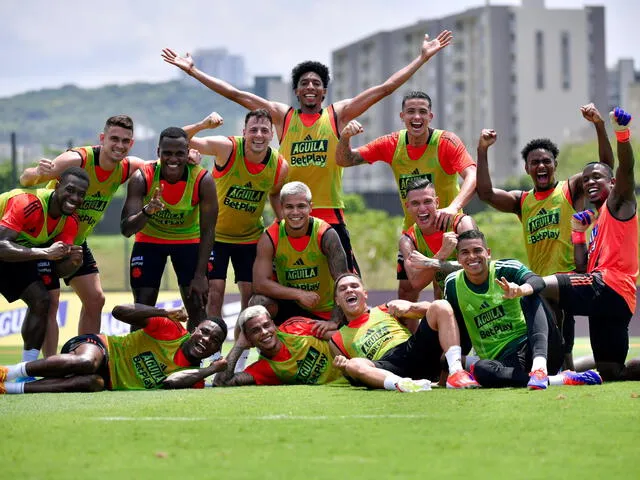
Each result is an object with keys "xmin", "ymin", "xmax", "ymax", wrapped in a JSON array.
[
  {"xmin": 245, "ymin": 109, "xmax": 273, "ymax": 127},
  {"xmin": 105, "ymin": 115, "xmax": 134, "ymax": 133},
  {"xmin": 457, "ymin": 229, "xmax": 487, "ymax": 246},
  {"xmin": 203, "ymin": 316, "xmax": 228, "ymax": 340},
  {"xmin": 59, "ymin": 166, "xmax": 90, "ymax": 185},
  {"xmin": 334, "ymin": 272, "xmax": 363, "ymax": 290},
  {"xmin": 583, "ymin": 161, "xmax": 614, "ymax": 179},
  {"xmin": 520, "ymin": 138, "xmax": 559, "ymax": 162},
  {"xmin": 402, "ymin": 91, "xmax": 432, "ymax": 110},
  {"xmin": 405, "ymin": 178, "xmax": 435, "ymax": 196},
  {"xmin": 159, "ymin": 126, "xmax": 188, "ymax": 143},
  {"xmin": 291, "ymin": 61, "xmax": 330, "ymax": 89}
]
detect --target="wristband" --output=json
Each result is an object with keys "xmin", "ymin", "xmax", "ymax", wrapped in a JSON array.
[
  {"xmin": 142, "ymin": 205, "xmax": 152, "ymax": 218},
  {"xmin": 571, "ymin": 231, "xmax": 586, "ymax": 244},
  {"xmin": 615, "ymin": 129, "xmax": 631, "ymax": 143}
]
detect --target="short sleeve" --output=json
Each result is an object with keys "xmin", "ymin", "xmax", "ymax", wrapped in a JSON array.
[
  {"xmin": 437, "ymin": 131, "xmax": 475, "ymax": 175},
  {"xmin": 356, "ymin": 133, "xmax": 399, "ymax": 165},
  {"xmin": 244, "ymin": 359, "xmax": 282, "ymax": 385}
]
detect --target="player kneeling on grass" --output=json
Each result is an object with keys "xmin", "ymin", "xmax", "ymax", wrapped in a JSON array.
[
  {"xmin": 213, "ymin": 305, "xmax": 343, "ymax": 386},
  {"xmin": 443, "ymin": 229, "xmax": 602, "ymax": 389},
  {"xmin": 0, "ymin": 304, "xmax": 227, "ymax": 394},
  {"xmin": 329, "ymin": 273, "xmax": 479, "ymax": 392}
]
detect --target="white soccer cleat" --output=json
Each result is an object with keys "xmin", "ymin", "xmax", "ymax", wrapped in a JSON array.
[{"xmin": 395, "ymin": 378, "xmax": 432, "ymax": 392}]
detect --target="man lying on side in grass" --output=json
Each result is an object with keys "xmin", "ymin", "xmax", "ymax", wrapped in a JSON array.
[
  {"xmin": 0, "ymin": 304, "xmax": 227, "ymax": 394},
  {"xmin": 213, "ymin": 305, "xmax": 343, "ymax": 386},
  {"xmin": 329, "ymin": 273, "xmax": 479, "ymax": 392}
]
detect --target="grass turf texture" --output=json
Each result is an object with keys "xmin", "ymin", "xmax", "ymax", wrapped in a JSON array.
[
  {"xmin": 3, "ymin": 381, "xmax": 640, "ymax": 479},
  {"xmin": 2, "ymin": 340, "xmax": 640, "ymax": 479}
]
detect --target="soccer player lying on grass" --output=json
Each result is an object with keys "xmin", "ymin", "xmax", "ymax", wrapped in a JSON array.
[
  {"xmin": 213, "ymin": 305, "xmax": 343, "ymax": 386},
  {"xmin": 0, "ymin": 304, "xmax": 227, "ymax": 394},
  {"xmin": 443, "ymin": 229, "xmax": 602, "ymax": 389},
  {"xmin": 329, "ymin": 273, "xmax": 479, "ymax": 392}
]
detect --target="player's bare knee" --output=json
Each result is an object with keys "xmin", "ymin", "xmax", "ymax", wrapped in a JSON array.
[
  {"xmin": 345, "ymin": 358, "xmax": 368, "ymax": 377},
  {"xmin": 71, "ymin": 355, "xmax": 100, "ymax": 374},
  {"xmin": 427, "ymin": 300, "xmax": 453, "ymax": 328},
  {"xmin": 80, "ymin": 374, "xmax": 105, "ymax": 392}
]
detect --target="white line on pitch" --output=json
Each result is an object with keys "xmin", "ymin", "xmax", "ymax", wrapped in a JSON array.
[{"xmin": 96, "ymin": 414, "xmax": 429, "ymax": 422}]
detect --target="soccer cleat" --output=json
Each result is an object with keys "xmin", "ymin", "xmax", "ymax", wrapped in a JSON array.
[
  {"xmin": 561, "ymin": 369, "xmax": 603, "ymax": 386},
  {"xmin": 527, "ymin": 369, "xmax": 549, "ymax": 390},
  {"xmin": 446, "ymin": 369, "xmax": 480, "ymax": 389},
  {"xmin": 0, "ymin": 366, "xmax": 7, "ymax": 382},
  {"xmin": 395, "ymin": 378, "xmax": 432, "ymax": 393}
]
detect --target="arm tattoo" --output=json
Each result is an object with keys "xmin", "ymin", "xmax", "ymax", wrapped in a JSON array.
[{"xmin": 322, "ymin": 229, "xmax": 349, "ymax": 279}]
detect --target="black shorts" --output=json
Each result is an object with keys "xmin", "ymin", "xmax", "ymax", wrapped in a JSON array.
[
  {"xmin": 396, "ymin": 251, "xmax": 408, "ymax": 280},
  {"xmin": 272, "ymin": 299, "xmax": 327, "ymax": 326},
  {"xmin": 556, "ymin": 272, "xmax": 631, "ymax": 365},
  {"xmin": 0, "ymin": 259, "xmax": 41, "ymax": 302},
  {"xmin": 130, "ymin": 242, "xmax": 199, "ymax": 289},
  {"xmin": 207, "ymin": 241, "xmax": 257, "ymax": 283},
  {"xmin": 61, "ymin": 333, "xmax": 111, "ymax": 386},
  {"xmin": 373, "ymin": 318, "xmax": 443, "ymax": 381},
  {"xmin": 329, "ymin": 221, "xmax": 361, "ymax": 276},
  {"xmin": 38, "ymin": 241, "xmax": 99, "ymax": 290}
]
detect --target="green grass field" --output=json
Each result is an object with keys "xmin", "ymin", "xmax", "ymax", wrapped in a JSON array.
[{"xmin": 2, "ymin": 341, "xmax": 640, "ymax": 479}]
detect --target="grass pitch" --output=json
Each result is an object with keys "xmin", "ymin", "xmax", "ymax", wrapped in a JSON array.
[{"xmin": 2, "ymin": 340, "xmax": 640, "ymax": 479}]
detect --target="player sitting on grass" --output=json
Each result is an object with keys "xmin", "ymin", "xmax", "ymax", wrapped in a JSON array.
[
  {"xmin": 0, "ymin": 303, "xmax": 227, "ymax": 394},
  {"xmin": 213, "ymin": 305, "xmax": 343, "ymax": 386},
  {"xmin": 443, "ymin": 229, "xmax": 602, "ymax": 389},
  {"xmin": 330, "ymin": 273, "xmax": 479, "ymax": 392}
]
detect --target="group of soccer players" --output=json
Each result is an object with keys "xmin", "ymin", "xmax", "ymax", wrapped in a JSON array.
[{"xmin": 1, "ymin": 30, "xmax": 638, "ymax": 394}]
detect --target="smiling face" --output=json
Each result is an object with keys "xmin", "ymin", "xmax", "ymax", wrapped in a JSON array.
[
  {"xmin": 158, "ymin": 136, "xmax": 189, "ymax": 183},
  {"xmin": 525, "ymin": 148, "xmax": 557, "ymax": 191},
  {"xmin": 582, "ymin": 163, "xmax": 614, "ymax": 207},
  {"xmin": 100, "ymin": 125, "xmax": 134, "ymax": 163},
  {"xmin": 335, "ymin": 275, "xmax": 368, "ymax": 320},
  {"xmin": 294, "ymin": 71, "xmax": 326, "ymax": 111},
  {"xmin": 456, "ymin": 237, "xmax": 491, "ymax": 285},
  {"xmin": 243, "ymin": 314, "xmax": 280, "ymax": 354},
  {"xmin": 183, "ymin": 320, "xmax": 226, "ymax": 360},
  {"xmin": 405, "ymin": 185, "xmax": 439, "ymax": 232},
  {"xmin": 243, "ymin": 116, "xmax": 273, "ymax": 156},
  {"xmin": 281, "ymin": 192, "xmax": 312, "ymax": 233},
  {"xmin": 55, "ymin": 174, "xmax": 88, "ymax": 216},
  {"xmin": 400, "ymin": 98, "xmax": 433, "ymax": 138}
]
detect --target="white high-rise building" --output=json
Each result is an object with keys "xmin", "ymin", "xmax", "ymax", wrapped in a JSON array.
[
  {"xmin": 188, "ymin": 48, "xmax": 247, "ymax": 88},
  {"xmin": 332, "ymin": 0, "xmax": 606, "ymax": 191}
]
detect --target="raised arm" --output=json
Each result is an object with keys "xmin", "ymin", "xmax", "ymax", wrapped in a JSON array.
[
  {"xmin": 334, "ymin": 30, "xmax": 453, "ymax": 128},
  {"xmin": 568, "ymin": 103, "xmax": 615, "ymax": 200},
  {"xmin": 111, "ymin": 303, "xmax": 178, "ymax": 329},
  {"xmin": 476, "ymin": 129, "xmax": 522, "ymax": 214},
  {"xmin": 213, "ymin": 332, "xmax": 256, "ymax": 387},
  {"xmin": 20, "ymin": 151, "xmax": 82, "ymax": 187},
  {"xmin": 335, "ymin": 120, "xmax": 367, "ymax": 167},
  {"xmin": 608, "ymin": 107, "xmax": 636, "ymax": 217},
  {"xmin": 162, "ymin": 48, "xmax": 289, "ymax": 126},
  {"xmin": 189, "ymin": 173, "xmax": 218, "ymax": 306}
]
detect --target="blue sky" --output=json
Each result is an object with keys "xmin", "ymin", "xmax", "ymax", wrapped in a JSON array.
[{"xmin": 0, "ymin": 0, "xmax": 637, "ymax": 98}]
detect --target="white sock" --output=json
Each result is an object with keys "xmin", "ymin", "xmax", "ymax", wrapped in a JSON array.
[
  {"xmin": 445, "ymin": 346, "xmax": 463, "ymax": 374},
  {"xmin": 531, "ymin": 356, "xmax": 547, "ymax": 374},
  {"xmin": 5, "ymin": 382, "xmax": 25, "ymax": 394},
  {"xmin": 6, "ymin": 362, "xmax": 28, "ymax": 381},
  {"xmin": 465, "ymin": 355, "xmax": 480, "ymax": 370},
  {"xmin": 22, "ymin": 349, "xmax": 39, "ymax": 363},
  {"xmin": 234, "ymin": 350, "xmax": 250, "ymax": 373},
  {"xmin": 548, "ymin": 374, "xmax": 565, "ymax": 386},
  {"xmin": 383, "ymin": 374, "xmax": 402, "ymax": 391}
]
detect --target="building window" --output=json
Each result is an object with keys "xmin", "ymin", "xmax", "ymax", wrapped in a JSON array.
[
  {"xmin": 561, "ymin": 32, "xmax": 570, "ymax": 89},
  {"xmin": 535, "ymin": 31, "xmax": 544, "ymax": 90}
]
